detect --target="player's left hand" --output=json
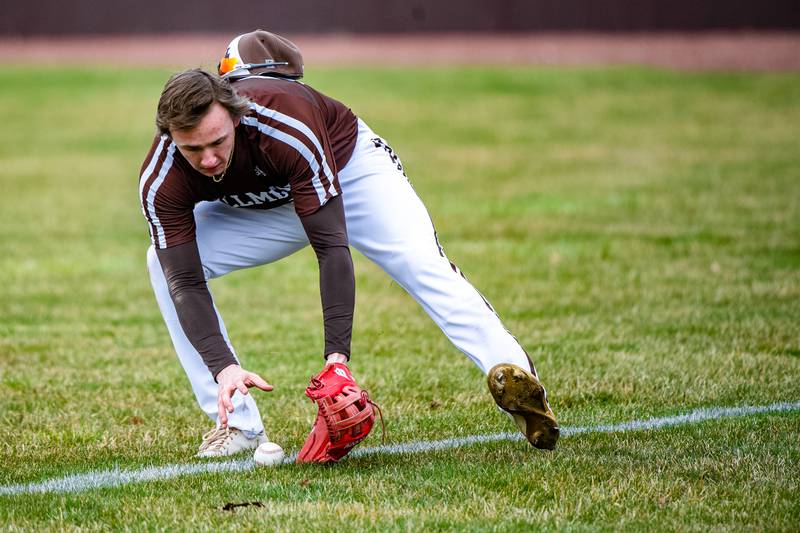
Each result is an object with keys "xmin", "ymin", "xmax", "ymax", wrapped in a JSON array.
[{"xmin": 215, "ymin": 364, "xmax": 273, "ymax": 427}]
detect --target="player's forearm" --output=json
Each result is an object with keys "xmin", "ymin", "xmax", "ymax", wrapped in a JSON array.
[
  {"xmin": 155, "ymin": 242, "xmax": 237, "ymax": 378},
  {"xmin": 299, "ymin": 195, "xmax": 355, "ymax": 358},
  {"xmin": 317, "ymin": 244, "xmax": 355, "ymax": 356}
]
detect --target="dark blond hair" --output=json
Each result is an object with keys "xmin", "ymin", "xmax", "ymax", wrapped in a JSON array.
[{"xmin": 156, "ymin": 69, "xmax": 250, "ymax": 134}]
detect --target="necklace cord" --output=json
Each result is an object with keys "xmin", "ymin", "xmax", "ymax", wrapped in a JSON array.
[{"xmin": 212, "ymin": 149, "xmax": 234, "ymax": 183}]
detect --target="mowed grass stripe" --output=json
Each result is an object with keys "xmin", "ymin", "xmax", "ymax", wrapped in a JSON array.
[{"xmin": 2, "ymin": 400, "xmax": 797, "ymax": 497}]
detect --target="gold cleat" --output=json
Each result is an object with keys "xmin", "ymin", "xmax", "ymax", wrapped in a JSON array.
[{"xmin": 488, "ymin": 363, "xmax": 560, "ymax": 450}]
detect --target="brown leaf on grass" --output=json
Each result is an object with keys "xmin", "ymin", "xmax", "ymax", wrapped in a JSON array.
[
  {"xmin": 128, "ymin": 416, "xmax": 144, "ymax": 425},
  {"xmin": 429, "ymin": 400, "xmax": 442, "ymax": 410},
  {"xmin": 221, "ymin": 502, "xmax": 264, "ymax": 512},
  {"xmin": 299, "ymin": 479, "xmax": 311, "ymax": 487}
]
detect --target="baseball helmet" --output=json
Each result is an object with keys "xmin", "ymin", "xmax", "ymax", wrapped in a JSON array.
[{"xmin": 218, "ymin": 30, "xmax": 304, "ymax": 80}]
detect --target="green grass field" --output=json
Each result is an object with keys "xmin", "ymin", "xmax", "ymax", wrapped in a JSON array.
[{"xmin": 1, "ymin": 65, "xmax": 799, "ymax": 530}]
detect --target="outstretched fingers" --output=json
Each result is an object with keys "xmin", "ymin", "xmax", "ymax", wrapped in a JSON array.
[
  {"xmin": 216, "ymin": 370, "xmax": 273, "ymax": 427},
  {"xmin": 244, "ymin": 372, "xmax": 274, "ymax": 392}
]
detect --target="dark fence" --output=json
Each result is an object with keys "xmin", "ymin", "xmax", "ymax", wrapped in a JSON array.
[{"xmin": 2, "ymin": 0, "xmax": 798, "ymax": 36}]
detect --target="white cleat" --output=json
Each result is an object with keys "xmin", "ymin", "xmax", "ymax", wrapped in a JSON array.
[{"xmin": 196, "ymin": 427, "xmax": 268, "ymax": 458}]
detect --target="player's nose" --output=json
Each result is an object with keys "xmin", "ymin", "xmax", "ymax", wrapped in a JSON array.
[{"xmin": 200, "ymin": 149, "xmax": 218, "ymax": 169}]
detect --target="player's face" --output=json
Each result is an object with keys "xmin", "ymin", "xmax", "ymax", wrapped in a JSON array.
[{"xmin": 170, "ymin": 102, "xmax": 239, "ymax": 178}]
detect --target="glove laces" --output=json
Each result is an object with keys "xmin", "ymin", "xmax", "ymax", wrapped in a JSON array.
[
  {"xmin": 307, "ymin": 373, "xmax": 387, "ymax": 444},
  {"xmin": 363, "ymin": 391, "xmax": 386, "ymax": 444}
]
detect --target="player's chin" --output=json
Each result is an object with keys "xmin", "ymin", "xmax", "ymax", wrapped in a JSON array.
[{"xmin": 198, "ymin": 166, "xmax": 222, "ymax": 177}]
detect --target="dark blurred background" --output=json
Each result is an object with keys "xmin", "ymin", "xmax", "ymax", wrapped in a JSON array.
[{"xmin": 2, "ymin": 0, "xmax": 799, "ymax": 36}]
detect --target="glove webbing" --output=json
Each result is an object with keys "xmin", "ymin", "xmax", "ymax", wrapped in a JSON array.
[{"xmin": 319, "ymin": 388, "xmax": 386, "ymax": 444}]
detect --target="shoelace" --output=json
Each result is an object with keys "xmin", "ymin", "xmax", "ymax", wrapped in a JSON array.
[{"xmin": 199, "ymin": 427, "xmax": 234, "ymax": 452}]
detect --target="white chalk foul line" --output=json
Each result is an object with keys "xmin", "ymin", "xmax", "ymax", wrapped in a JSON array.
[{"xmin": 1, "ymin": 400, "xmax": 798, "ymax": 496}]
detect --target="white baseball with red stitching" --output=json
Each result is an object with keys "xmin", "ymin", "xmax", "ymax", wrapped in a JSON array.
[{"xmin": 253, "ymin": 442, "xmax": 285, "ymax": 466}]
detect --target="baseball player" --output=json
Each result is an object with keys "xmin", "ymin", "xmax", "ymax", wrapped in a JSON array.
[{"xmin": 139, "ymin": 30, "xmax": 559, "ymax": 462}]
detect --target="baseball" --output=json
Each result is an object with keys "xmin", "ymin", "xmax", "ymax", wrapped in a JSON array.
[{"xmin": 253, "ymin": 442, "xmax": 285, "ymax": 467}]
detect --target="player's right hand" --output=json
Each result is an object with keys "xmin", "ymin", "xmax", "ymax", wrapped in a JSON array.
[{"xmin": 215, "ymin": 364, "xmax": 273, "ymax": 427}]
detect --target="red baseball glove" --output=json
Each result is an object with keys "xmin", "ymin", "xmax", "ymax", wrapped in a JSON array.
[{"xmin": 296, "ymin": 363, "xmax": 380, "ymax": 463}]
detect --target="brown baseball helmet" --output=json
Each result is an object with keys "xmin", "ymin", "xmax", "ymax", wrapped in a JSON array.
[{"xmin": 218, "ymin": 30, "xmax": 304, "ymax": 80}]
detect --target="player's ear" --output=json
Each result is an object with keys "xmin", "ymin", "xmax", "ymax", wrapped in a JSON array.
[{"xmin": 233, "ymin": 115, "xmax": 242, "ymax": 127}]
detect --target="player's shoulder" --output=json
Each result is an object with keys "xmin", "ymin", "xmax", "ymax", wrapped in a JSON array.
[
  {"xmin": 139, "ymin": 133, "xmax": 192, "ymax": 195},
  {"xmin": 233, "ymin": 76, "xmax": 322, "ymax": 111},
  {"xmin": 233, "ymin": 76, "xmax": 314, "ymax": 100},
  {"xmin": 140, "ymin": 134, "xmax": 174, "ymax": 177}
]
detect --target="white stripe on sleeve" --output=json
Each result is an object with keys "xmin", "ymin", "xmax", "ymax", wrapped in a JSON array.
[
  {"xmin": 141, "ymin": 141, "xmax": 176, "ymax": 248},
  {"xmin": 249, "ymin": 102, "xmax": 338, "ymax": 197},
  {"xmin": 139, "ymin": 136, "xmax": 166, "ymax": 242},
  {"xmin": 241, "ymin": 115, "xmax": 330, "ymax": 205},
  {"xmin": 139, "ymin": 136, "xmax": 166, "ymax": 205}
]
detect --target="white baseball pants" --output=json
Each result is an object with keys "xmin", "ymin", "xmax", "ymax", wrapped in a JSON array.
[{"xmin": 147, "ymin": 119, "xmax": 532, "ymax": 435}]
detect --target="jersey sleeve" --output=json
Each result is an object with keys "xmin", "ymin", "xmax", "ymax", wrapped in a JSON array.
[
  {"xmin": 239, "ymin": 91, "xmax": 342, "ymax": 217},
  {"xmin": 155, "ymin": 241, "xmax": 237, "ymax": 378},
  {"xmin": 297, "ymin": 195, "xmax": 354, "ymax": 358},
  {"xmin": 138, "ymin": 134, "xmax": 197, "ymax": 249}
]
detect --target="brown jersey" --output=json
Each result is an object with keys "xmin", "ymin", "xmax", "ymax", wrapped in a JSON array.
[
  {"xmin": 139, "ymin": 76, "xmax": 358, "ymax": 375},
  {"xmin": 139, "ymin": 76, "xmax": 358, "ymax": 249}
]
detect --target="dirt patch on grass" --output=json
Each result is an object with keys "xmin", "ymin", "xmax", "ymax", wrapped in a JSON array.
[{"xmin": 1, "ymin": 32, "xmax": 798, "ymax": 72}]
